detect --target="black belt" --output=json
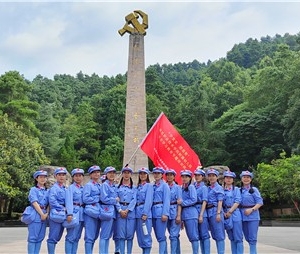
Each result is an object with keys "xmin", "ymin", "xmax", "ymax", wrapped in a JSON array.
[
  {"xmin": 170, "ymin": 201, "xmax": 177, "ymax": 205},
  {"xmin": 136, "ymin": 202, "xmax": 145, "ymax": 206},
  {"xmin": 206, "ymin": 204, "xmax": 215, "ymax": 209},
  {"xmin": 120, "ymin": 202, "xmax": 130, "ymax": 206},
  {"xmin": 73, "ymin": 202, "xmax": 84, "ymax": 207},
  {"xmin": 153, "ymin": 201, "xmax": 163, "ymax": 205},
  {"xmin": 182, "ymin": 203, "xmax": 196, "ymax": 209},
  {"xmin": 240, "ymin": 205, "xmax": 254, "ymax": 208},
  {"xmin": 196, "ymin": 201, "xmax": 203, "ymax": 205}
]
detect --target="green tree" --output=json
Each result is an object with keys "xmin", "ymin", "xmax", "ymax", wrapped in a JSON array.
[
  {"xmin": 257, "ymin": 152, "xmax": 300, "ymax": 214},
  {"xmin": 99, "ymin": 136, "xmax": 124, "ymax": 170},
  {"xmin": 213, "ymin": 103, "xmax": 288, "ymax": 170},
  {"xmin": 57, "ymin": 135, "xmax": 77, "ymax": 170},
  {"xmin": 35, "ymin": 101, "xmax": 63, "ymax": 162},
  {"xmin": 282, "ymin": 89, "xmax": 300, "ymax": 153},
  {"xmin": 0, "ymin": 71, "xmax": 40, "ymax": 136},
  {"xmin": 0, "ymin": 114, "xmax": 49, "ymax": 216}
]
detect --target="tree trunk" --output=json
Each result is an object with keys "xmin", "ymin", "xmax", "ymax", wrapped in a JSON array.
[
  {"xmin": 7, "ymin": 198, "xmax": 13, "ymax": 219},
  {"xmin": 291, "ymin": 199, "xmax": 300, "ymax": 214}
]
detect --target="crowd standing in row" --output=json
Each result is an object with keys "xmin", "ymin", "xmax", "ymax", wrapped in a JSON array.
[{"xmin": 24, "ymin": 165, "xmax": 263, "ymax": 254}]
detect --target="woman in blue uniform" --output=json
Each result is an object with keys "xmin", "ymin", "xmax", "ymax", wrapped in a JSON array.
[
  {"xmin": 239, "ymin": 171, "xmax": 263, "ymax": 254},
  {"xmin": 65, "ymin": 168, "xmax": 85, "ymax": 254},
  {"xmin": 99, "ymin": 166, "xmax": 119, "ymax": 254},
  {"xmin": 206, "ymin": 168, "xmax": 225, "ymax": 254},
  {"xmin": 82, "ymin": 165, "xmax": 101, "ymax": 254},
  {"xmin": 135, "ymin": 167, "xmax": 153, "ymax": 254},
  {"xmin": 47, "ymin": 167, "xmax": 73, "ymax": 254},
  {"xmin": 115, "ymin": 166, "xmax": 137, "ymax": 254},
  {"xmin": 223, "ymin": 171, "xmax": 243, "ymax": 254},
  {"xmin": 27, "ymin": 169, "xmax": 49, "ymax": 254},
  {"xmin": 193, "ymin": 169, "xmax": 210, "ymax": 254},
  {"xmin": 165, "ymin": 169, "xmax": 182, "ymax": 254},
  {"xmin": 152, "ymin": 167, "xmax": 170, "ymax": 254},
  {"xmin": 180, "ymin": 169, "xmax": 199, "ymax": 254}
]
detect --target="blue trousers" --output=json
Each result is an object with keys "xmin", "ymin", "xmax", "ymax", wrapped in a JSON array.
[
  {"xmin": 83, "ymin": 215, "xmax": 100, "ymax": 243},
  {"xmin": 183, "ymin": 219, "xmax": 199, "ymax": 242},
  {"xmin": 28, "ymin": 221, "xmax": 47, "ymax": 243},
  {"xmin": 136, "ymin": 218, "xmax": 152, "ymax": 249},
  {"xmin": 242, "ymin": 220, "xmax": 259, "ymax": 245},
  {"xmin": 47, "ymin": 219, "xmax": 64, "ymax": 244}
]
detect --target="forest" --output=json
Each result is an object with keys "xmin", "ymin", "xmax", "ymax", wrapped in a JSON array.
[{"xmin": 1, "ymin": 32, "xmax": 300, "ymax": 218}]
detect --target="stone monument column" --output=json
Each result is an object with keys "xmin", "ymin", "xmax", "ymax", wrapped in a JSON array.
[{"xmin": 119, "ymin": 10, "xmax": 149, "ymax": 170}]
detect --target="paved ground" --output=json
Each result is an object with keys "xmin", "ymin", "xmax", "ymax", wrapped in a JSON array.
[{"xmin": 0, "ymin": 226, "xmax": 299, "ymax": 253}]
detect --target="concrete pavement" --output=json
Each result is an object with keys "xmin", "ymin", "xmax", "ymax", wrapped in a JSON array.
[{"xmin": 0, "ymin": 226, "xmax": 299, "ymax": 253}]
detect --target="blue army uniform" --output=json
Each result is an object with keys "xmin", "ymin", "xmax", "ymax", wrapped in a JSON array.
[
  {"xmin": 82, "ymin": 165, "xmax": 101, "ymax": 254},
  {"xmin": 152, "ymin": 167, "xmax": 171, "ymax": 254},
  {"xmin": 194, "ymin": 169, "xmax": 210, "ymax": 254},
  {"xmin": 27, "ymin": 170, "xmax": 49, "ymax": 254},
  {"xmin": 165, "ymin": 169, "xmax": 182, "ymax": 254},
  {"xmin": 206, "ymin": 168, "xmax": 225, "ymax": 254},
  {"xmin": 115, "ymin": 167, "xmax": 137, "ymax": 254},
  {"xmin": 47, "ymin": 167, "xmax": 73, "ymax": 254},
  {"xmin": 180, "ymin": 170, "xmax": 199, "ymax": 254},
  {"xmin": 135, "ymin": 167, "xmax": 153, "ymax": 254},
  {"xmin": 223, "ymin": 171, "xmax": 244, "ymax": 254},
  {"xmin": 240, "ymin": 171, "xmax": 263, "ymax": 254},
  {"xmin": 99, "ymin": 166, "xmax": 119, "ymax": 254},
  {"xmin": 65, "ymin": 168, "xmax": 85, "ymax": 254}
]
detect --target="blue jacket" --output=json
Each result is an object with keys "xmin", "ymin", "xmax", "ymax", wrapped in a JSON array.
[
  {"xmin": 181, "ymin": 184, "xmax": 198, "ymax": 220},
  {"xmin": 68, "ymin": 183, "xmax": 84, "ymax": 221},
  {"xmin": 82, "ymin": 180, "xmax": 101, "ymax": 205},
  {"xmin": 135, "ymin": 182, "xmax": 153, "ymax": 218},
  {"xmin": 28, "ymin": 186, "xmax": 49, "ymax": 222},
  {"xmin": 100, "ymin": 180, "xmax": 118, "ymax": 219},
  {"xmin": 240, "ymin": 186, "xmax": 263, "ymax": 221},
  {"xmin": 49, "ymin": 182, "xmax": 72, "ymax": 215},
  {"xmin": 194, "ymin": 182, "xmax": 208, "ymax": 218},
  {"xmin": 152, "ymin": 180, "xmax": 170, "ymax": 218},
  {"xmin": 115, "ymin": 183, "xmax": 137, "ymax": 219},
  {"xmin": 224, "ymin": 186, "xmax": 242, "ymax": 221},
  {"xmin": 168, "ymin": 182, "xmax": 182, "ymax": 220}
]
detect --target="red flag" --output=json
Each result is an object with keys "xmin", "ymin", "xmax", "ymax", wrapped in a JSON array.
[{"xmin": 140, "ymin": 112, "xmax": 201, "ymax": 184}]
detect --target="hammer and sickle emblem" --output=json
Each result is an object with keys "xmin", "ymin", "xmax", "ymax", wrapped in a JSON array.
[{"xmin": 118, "ymin": 10, "xmax": 148, "ymax": 36}]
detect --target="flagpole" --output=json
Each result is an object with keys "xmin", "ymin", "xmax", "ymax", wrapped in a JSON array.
[
  {"xmin": 124, "ymin": 145, "xmax": 141, "ymax": 167},
  {"xmin": 139, "ymin": 112, "xmax": 164, "ymax": 147},
  {"xmin": 124, "ymin": 112, "xmax": 164, "ymax": 167}
]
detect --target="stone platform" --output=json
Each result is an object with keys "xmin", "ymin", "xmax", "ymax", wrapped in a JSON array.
[{"xmin": 0, "ymin": 226, "xmax": 300, "ymax": 253}]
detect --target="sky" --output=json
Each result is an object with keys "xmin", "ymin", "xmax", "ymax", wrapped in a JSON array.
[{"xmin": 0, "ymin": 1, "xmax": 300, "ymax": 81}]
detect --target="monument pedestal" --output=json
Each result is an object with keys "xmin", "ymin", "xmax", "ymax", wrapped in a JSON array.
[{"xmin": 122, "ymin": 34, "xmax": 148, "ymax": 170}]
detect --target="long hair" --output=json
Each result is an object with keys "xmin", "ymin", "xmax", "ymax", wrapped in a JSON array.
[
  {"xmin": 138, "ymin": 174, "xmax": 150, "ymax": 185},
  {"xmin": 34, "ymin": 179, "xmax": 48, "ymax": 189},
  {"xmin": 240, "ymin": 182, "xmax": 254, "ymax": 194},
  {"xmin": 223, "ymin": 178, "xmax": 235, "ymax": 190},
  {"xmin": 183, "ymin": 178, "xmax": 192, "ymax": 192},
  {"xmin": 118, "ymin": 177, "xmax": 133, "ymax": 189},
  {"xmin": 207, "ymin": 179, "xmax": 221, "ymax": 186}
]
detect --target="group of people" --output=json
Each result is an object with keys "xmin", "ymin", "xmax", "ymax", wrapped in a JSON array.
[{"xmin": 25, "ymin": 165, "xmax": 263, "ymax": 254}]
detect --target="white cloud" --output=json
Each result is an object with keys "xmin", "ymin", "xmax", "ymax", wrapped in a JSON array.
[
  {"xmin": 4, "ymin": 18, "xmax": 65, "ymax": 54},
  {"xmin": 0, "ymin": 2, "xmax": 299, "ymax": 80}
]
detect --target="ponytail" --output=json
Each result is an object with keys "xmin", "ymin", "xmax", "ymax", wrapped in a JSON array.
[
  {"xmin": 118, "ymin": 177, "xmax": 124, "ymax": 188},
  {"xmin": 118, "ymin": 177, "xmax": 134, "ymax": 189},
  {"xmin": 183, "ymin": 178, "xmax": 192, "ymax": 192},
  {"xmin": 249, "ymin": 183, "xmax": 254, "ymax": 194}
]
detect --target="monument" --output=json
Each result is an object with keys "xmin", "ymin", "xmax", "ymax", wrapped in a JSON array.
[{"xmin": 119, "ymin": 10, "xmax": 149, "ymax": 171}]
